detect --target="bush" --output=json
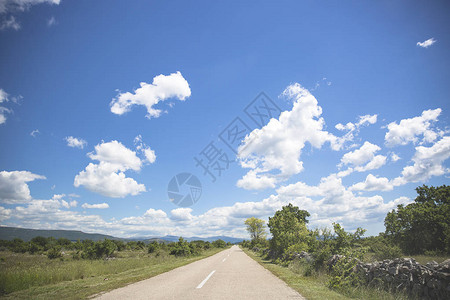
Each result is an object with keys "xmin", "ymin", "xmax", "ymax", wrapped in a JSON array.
[
  {"xmin": 82, "ymin": 239, "xmax": 117, "ymax": 259},
  {"xmin": 169, "ymin": 238, "xmax": 192, "ymax": 256},
  {"xmin": 328, "ymin": 247, "xmax": 367, "ymax": 291},
  {"xmin": 211, "ymin": 239, "xmax": 226, "ymax": 248},
  {"xmin": 148, "ymin": 242, "xmax": 160, "ymax": 253},
  {"xmin": 47, "ymin": 247, "xmax": 62, "ymax": 259}
]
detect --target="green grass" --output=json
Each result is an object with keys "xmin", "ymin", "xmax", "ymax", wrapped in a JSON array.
[
  {"xmin": 242, "ymin": 247, "xmax": 348, "ymax": 300},
  {"xmin": 242, "ymin": 248, "xmax": 411, "ymax": 300},
  {"xmin": 410, "ymin": 255, "xmax": 448, "ymax": 265},
  {"xmin": 0, "ymin": 248, "xmax": 226, "ymax": 299}
]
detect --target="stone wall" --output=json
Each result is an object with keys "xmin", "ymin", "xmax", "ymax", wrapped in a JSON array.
[{"xmin": 356, "ymin": 258, "xmax": 450, "ymax": 299}]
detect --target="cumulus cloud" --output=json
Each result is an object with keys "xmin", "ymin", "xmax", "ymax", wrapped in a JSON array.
[
  {"xmin": 0, "ymin": 206, "xmax": 12, "ymax": 222},
  {"xmin": 82, "ymin": 203, "xmax": 109, "ymax": 209},
  {"xmin": 236, "ymin": 170, "xmax": 277, "ymax": 190},
  {"xmin": 393, "ymin": 136, "xmax": 450, "ymax": 185},
  {"xmin": 274, "ymin": 174, "xmax": 411, "ymax": 229},
  {"xmin": 237, "ymin": 83, "xmax": 340, "ymax": 190},
  {"xmin": 339, "ymin": 141, "xmax": 387, "ymax": 174},
  {"xmin": 385, "ymin": 108, "xmax": 442, "ymax": 147},
  {"xmin": 74, "ymin": 140, "xmax": 147, "ymax": 198},
  {"xmin": 110, "ymin": 71, "xmax": 191, "ymax": 119},
  {"xmin": 170, "ymin": 208, "xmax": 193, "ymax": 221},
  {"xmin": 417, "ymin": 38, "xmax": 436, "ymax": 48},
  {"xmin": 0, "ymin": 170, "xmax": 414, "ymax": 238},
  {"xmin": 0, "ymin": 171, "xmax": 46, "ymax": 204},
  {"xmin": 350, "ymin": 174, "xmax": 393, "ymax": 192},
  {"xmin": 65, "ymin": 136, "xmax": 87, "ymax": 149}
]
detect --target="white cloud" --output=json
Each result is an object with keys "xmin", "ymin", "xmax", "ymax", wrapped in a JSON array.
[
  {"xmin": 0, "ymin": 0, "xmax": 60, "ymax": 14},
  {"xmin": 0, "ymin": 106, "xmax": 10, "ymax": 124},
  {"xmin": 74, "ymin": 162, "xmax": 146, "ymax": 198},
  {"xmin": 0, "ymin": 88, "xmax": 21, "ymax": 124},
  {"xmin": 81, "ymin": 203, "xmax": 109, "ymax": 209},
  {"xmin": 340, "ymin": 142, "xmax": 380, "ymax": 166},
  {"xmin": 350, "ymin": 174, "xmax": 393, "ymax": 192},
  {"xmin": 134, "ymin": 135, "xmax": 156, "ymax": 163},
  {"xmin": 273, "ymin": 174, "xmax": 412, "ymax": 229},
  {"xmin": 30, "ymin": 129, "xmax": 39, "ymax": 137},
  {"xmin": 65, "ymin": 136, "xmax": 87, "ymax": 149},
  {"xmin": 74, "ymin": 140, "xmax": 148, "ymax": 198},
  {"xmin": 110, "ymin": 71, "xmax": 191, "ymax": 119},
  {"xmin": 46, "ymin": 15, "xmax": 55, "ymax": 26},
  {"xmin": 390, "ymin": 153, "xmax": 401, "ymax": 162},
  {"xmin": 236, "ymin": 170, "xmax": 277, "ymax": 190},
  {"xmin": 393, "ymin": 136, "xmax": 450, "ymax": 185},
  {"xmin": 170, "ymin": 208, "xmax": 193, "ymax": 221},
  {"xmin": 336, "ymin": 114, "xmax": 377, "ymax": 132},
  {"xmin": 0, "ymin": 15, "xmax": 19, "ymax": 30},
  {"xmin": 237, "ymin": 83, "xmax": 340, "ymax": 190},
  {"xmin": 88, "ymin": 140, "xmax": 142, "ymax": 171},
  {"xmin": 417, "ymin": 38, "xmax": 436, "ymax": 48},
  {"xmin": 0, "ymin": 171, "xmax": 46, "ymax": 204},
  {"xmin": 52, "ymin": 194, "xmax": 77, "ymax": 208},
  {"xmin": 339, "ymin": 141, "xmax": 387, "ymax": 173},
  {"xmin": 385, "ymin": 108, "xmax": 442, "ymax": 147}
]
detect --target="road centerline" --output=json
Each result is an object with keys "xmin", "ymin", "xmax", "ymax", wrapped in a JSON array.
[{"xmin": 196, "ymin": 270, "xmax": 216, "ymax": 289}]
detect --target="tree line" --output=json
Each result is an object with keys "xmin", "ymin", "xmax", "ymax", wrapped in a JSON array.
[{"xmin": 0, "ymin": 236, "xmax": 229, "ymax": 260}]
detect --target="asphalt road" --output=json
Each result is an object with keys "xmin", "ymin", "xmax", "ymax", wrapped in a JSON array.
[{"xmin": 95, "ymin": 245, "xmax": 305, "ymax": 299}]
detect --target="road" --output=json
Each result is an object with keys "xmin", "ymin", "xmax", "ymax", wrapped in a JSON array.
[{"xmin": 95, "ymin": 245, "xmax": 305, "ymax": 299}]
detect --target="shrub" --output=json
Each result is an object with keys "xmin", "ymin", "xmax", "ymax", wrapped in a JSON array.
[
  {"xmin": 169, "ymin": 238, "xmax": 192, "ymax": 256},
  {"xmin": 328, "ymin": 247, "xmax": 367, "ymax": 291},
  {"xmin": 148, "ymin": 242, "xmax": 160, "ymax": 253},
  {"xmin": 212, "ymin": 239, "xmax": 226, "ymax": 248},
  {"xmin": 47, "ymin": 247, "xmax": 62, "ymax": 259}
]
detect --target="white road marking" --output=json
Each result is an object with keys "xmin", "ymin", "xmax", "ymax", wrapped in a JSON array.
[
  {"xmin": 196, "ymin": 270, "xmax": 216, "ymax": 289},
  {"xmin": 222, "ymin": 258, "xmax": 227, "ymax": 262}
]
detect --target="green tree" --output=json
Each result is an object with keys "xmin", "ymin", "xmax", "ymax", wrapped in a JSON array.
[
  {"xmin": 244, "ymin": 217, "xmax": 267, "ymax": 246},
  {"xmin": 212, "ymin": 239, "xmax": 226, "ymax": 248},
  {"xmin": 268, "ymin": 204, "xmax": 311, "ymax": 258},
  {"xmin": 332, "ymin": 223, "xmax": 366, "ymax": 254},
  {"xmin": 384, "ymin": 184, "xmax": 450, "ymax": 254}
]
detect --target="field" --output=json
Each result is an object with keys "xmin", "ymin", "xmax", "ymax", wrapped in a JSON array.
[{"xmin": 0, "ymin": 247, "xmax": 226, "ymax": 299}]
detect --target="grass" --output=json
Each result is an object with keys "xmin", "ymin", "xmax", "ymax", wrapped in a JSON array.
[
  {"xmin": 0, "ymin": 248, "xmax": 226, "ymax": 299},
  {"xmin": 242, "ymin": 247, "xmax": 348, "ymax": 300},
  {"xmin": 242, "ymin": 247, "xmax": 411, "ymax": 300},
  {"xmin": 410, "ymin": 255, "xmax": 448, "ymax": 265}
]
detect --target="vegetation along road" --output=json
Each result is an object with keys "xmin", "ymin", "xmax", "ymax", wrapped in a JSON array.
[{"xmin": 95, "ymin": 245, "xmax": 305, "ymax": 300}]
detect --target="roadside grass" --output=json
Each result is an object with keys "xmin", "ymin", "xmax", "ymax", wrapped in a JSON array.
[
  {"xmin": 411, "ymin": 255, "xmax": 448, "ymax": 265},
  {"xmin": 242, "ymin": 248, "xmax": 348, "ymax": 300},
  {"xmin": 242, "ymin": 248, "xmax": 410, "ymax": 300},
  {"xmin": 0, "ymin": 248, "xmax": 226, "ymax": 299}
]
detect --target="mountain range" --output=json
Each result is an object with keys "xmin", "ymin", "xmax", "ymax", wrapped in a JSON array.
[{"xmin": 0, "ymin": 226, "xmax": 244, "ymax": 244}]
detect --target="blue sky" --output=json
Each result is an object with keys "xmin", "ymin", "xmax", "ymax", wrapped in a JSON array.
[{"xmin": 0, "ymin": 0, "xmax": 449, "ymax": 238}]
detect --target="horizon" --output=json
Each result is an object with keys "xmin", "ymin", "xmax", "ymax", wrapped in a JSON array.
[{"xmin": 1, "ymin": 0, "xmax": 449, "ymax": 240}]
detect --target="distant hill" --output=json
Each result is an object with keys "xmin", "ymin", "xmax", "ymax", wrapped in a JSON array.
[
  {"xmin": 157, "ymin": 235, "xmax": 244, "ymax": 243},
  {"xmin": 0, "ymin": 227, "xmax": 244, "ymax": 244},
  {"xmin": 0, "ymin": 226, "xmax": 120, "ymax": 242}
]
